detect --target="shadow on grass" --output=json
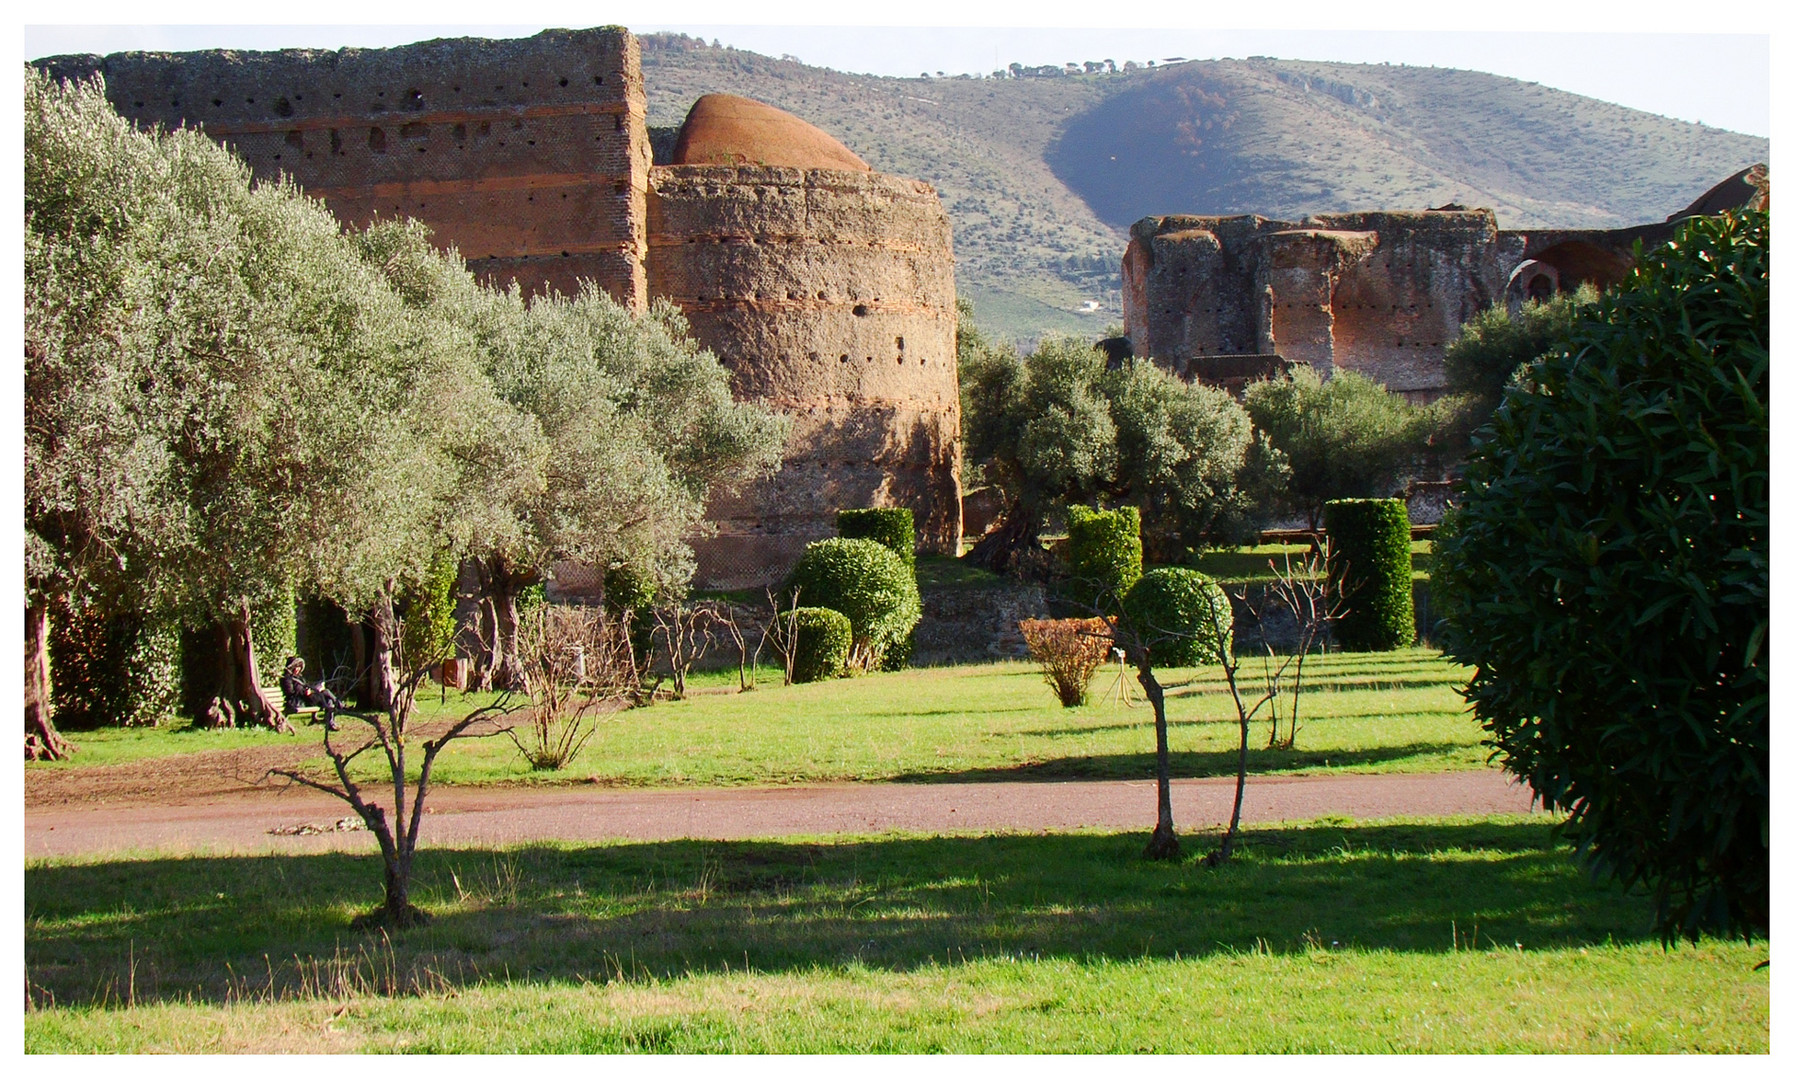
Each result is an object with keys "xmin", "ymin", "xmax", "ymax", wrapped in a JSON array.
[
  {"xmin": 25, "ymin": 819, "xmax": 1647, "ymax": 1009},
  {"xmin": 887, "ymin": 741, "xmax": 1476, "ymax": 783}
]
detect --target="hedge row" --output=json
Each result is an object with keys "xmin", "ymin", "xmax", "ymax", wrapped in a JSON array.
[
  {"xmin": 1325, "ymin": 498, "xmax": 1415, "ymax": 651},
  {"xmin": 1066, "ymin": 504, "xmax": 1142, "ymax": 613}
]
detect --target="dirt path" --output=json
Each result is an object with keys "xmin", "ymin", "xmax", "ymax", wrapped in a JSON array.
[{"xmin": 25, "ymin": 769, "xmax": 1540, "ymax": 859}]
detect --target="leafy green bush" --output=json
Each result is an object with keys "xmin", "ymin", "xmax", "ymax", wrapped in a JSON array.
[
  {"xmin": 1243, "ymin": 368, "xmax": 1431, "ymax": 530},
  {"xmin": 397, "ymin": 551, "xmax": 458, "ymax": 667},
  {"xmin": 787, "ymin": 607, "xmax": 852, "ymax": 683},
  {"xmin": 1122, "ymin": 568, "xmax": 1231, "ymax": 667},
  {"xmin": 784, "ymin": 539, "xmax": 922, "ymax": 669},
  {"xmin": 1434, "ymin": 210, "xmax": 1768, "ymax": 938},
  {"xmin": 1065, "ymin": 504, "xmax": 1142, "ymax": 612},
  {"xmin": 48, "ymin": 600, "xmax": 182, "ymax": 728},
  {"xmin": 837, "ymin": 508, "xmax": 916, "ymax": 569},
  {"xmin": 1325, "ymin": 499, "xmax": 1414, "ymax": 651}
]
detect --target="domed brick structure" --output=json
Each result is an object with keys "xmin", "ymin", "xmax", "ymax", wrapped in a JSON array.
[
  {"xmin": 41, "ymin": 33, "xmax": 964, "ymax": 592},
  {"xmin": 669, "ymin": 92, "xmax": 870, "ymax": 172},
  {"xmin": 648, "ymin": 97, "xmax": 961, "ymax": 588}
]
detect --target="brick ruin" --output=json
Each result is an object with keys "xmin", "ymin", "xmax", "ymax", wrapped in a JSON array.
[
  {"xmin": 1120, "ymin": 170, "xmax": 1762, "ymax": 402},
  {"xmin": 40, "ymin": 29, "xmax": 960, "ymax": 590}
]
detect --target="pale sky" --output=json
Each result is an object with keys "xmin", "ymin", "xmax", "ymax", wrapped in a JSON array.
[{"xmin": 22, "ymin": 2, "xmax": 1774, "ymax": 138}]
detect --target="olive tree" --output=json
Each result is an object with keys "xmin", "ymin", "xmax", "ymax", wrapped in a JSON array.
[
  {"xmin": 961, "ymin": 335, "xmax": 1281, "ymax": 571},
  {"xmin": 1242, "ymin": 367, "xmax": 1432, "ymax": 531},
  {"xmin": 1434, "ymin": 209, "xmax": 1768, "ymax": 938},
  {"xmin": 436, "ymin": 285, "xmax": 789, "ymax": 690}
]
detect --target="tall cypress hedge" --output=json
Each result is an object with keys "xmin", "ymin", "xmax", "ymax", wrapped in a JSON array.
[
  {"xmin": 1065, "ymin": 504, "xmax": 1142, "ymax": 613},
  {"xmin": 1325, "ymin": 498, "xmax": 1414, "ymax": 651},
  {"xmin": 837, "ymin": 508, "xmax": 916, "ymax": 568}
]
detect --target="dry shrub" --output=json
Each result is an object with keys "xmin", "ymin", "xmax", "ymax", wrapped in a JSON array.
[
  {"xmin": 1020, "ymin": 617, "xmax": 1115, "ymax": 707},
  {"xmin": 509, "ymin": 604, "xmax": 636, "ymax": 770}
]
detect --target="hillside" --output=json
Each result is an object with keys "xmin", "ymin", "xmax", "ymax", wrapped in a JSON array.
[{"xmin": 640, "ymin": 35, "xmax": 1764, "ymax": 343}]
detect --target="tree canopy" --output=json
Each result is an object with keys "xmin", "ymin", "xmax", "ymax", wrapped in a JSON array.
[{"xmin": 960, "ymin": 334, "xmax": 1281, "ymax": 567}]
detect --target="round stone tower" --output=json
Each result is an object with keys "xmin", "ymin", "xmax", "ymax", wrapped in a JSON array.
[{"xmin": 647, "ymin": 94, "xmax": 961, "ymax": 588}]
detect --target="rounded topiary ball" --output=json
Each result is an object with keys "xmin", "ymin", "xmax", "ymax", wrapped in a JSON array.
[
  {"xmin": 784, "ymin": 538, "xmax": 922, "ymax": 668},
  {"xmin": 786, "ymin": 607, "xmax": 852, "ymax": 683},
  {"xmin": 1122, "ymin": 567, "xmax": 1231, "ymax": 667}
]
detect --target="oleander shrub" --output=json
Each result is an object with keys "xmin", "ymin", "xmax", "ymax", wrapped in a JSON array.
[
  {"xmin": 787, "ymin": 607, "xmax": 853, "ymax": 683},
  {"xmin": 837, "ymin": 507, "xmax": 917, "ymax": 568},
  {"xmin": 1325, "ymin": 498, "xmax": 1415, "ymax": 651},
  {"xmin": 1434, "ymin": 209, "xmax": 1768, "ymax": 938},
  {"xmin": 1065, "ymin": 504, "xmax": 1142, "ymax": 612},
  {"xmin": 1121, "ymin": 567, "xmax": 1231, "ymax": 668},
  {"xmin": 1019, "ymin": 616, "xmax": 1115, "ymax": 706},
  {"xmin": 784, "ymin": 538, "xmax": 922, "ymax": 669}
]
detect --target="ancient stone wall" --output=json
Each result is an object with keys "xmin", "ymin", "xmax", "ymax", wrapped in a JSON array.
[
  {"xmin": 1120, "ymin": 201, "xmax": 1714, "ymax": 402},
  {"xmin": 648, "ymin": 164, "xmax": 962, "ymax": 588},
  {"xmin": 39, "ymin": 28, "xmax": 653, "ymax": 308}
]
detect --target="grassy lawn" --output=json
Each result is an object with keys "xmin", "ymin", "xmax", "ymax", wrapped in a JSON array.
[
  {"xmin": 31, "ymin": 648, "xmax": 1489, "ymax": 787},
  {"xmin": 1191, "ymin": 540, "xmax": 1434, "ymax": 585},
  {"xmin": 24, "ymin": 816, "xmax": 1767, "ymax": 1052}
]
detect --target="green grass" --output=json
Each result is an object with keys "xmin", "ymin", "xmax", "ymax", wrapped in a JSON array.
[
  {"xmin": 24, "ymin": 816, "xmax": 1768, "ymax": 1052},
  {"xmin": 1190, "ymin": 540, "xmax": 1434, "ymax": 585},
  {"xmin": 33, "ymin": 649, "xmax": 1489, "ymax": 787}
]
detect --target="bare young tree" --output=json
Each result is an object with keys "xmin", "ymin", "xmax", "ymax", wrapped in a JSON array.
[
  {"xmin": 650, "ymin": 600, "xmax": 723, "ymax": 700},
  {"xmin": 760, "ymin": 586, "xmax": 803, "ymax": 686},
  {"xmin": 1260, "ymin": 541, "xmax": 1345, "ymax": 751},
  {"xmin": 270, "ymin": 605, "xmax": 518, "ymax": 928}
]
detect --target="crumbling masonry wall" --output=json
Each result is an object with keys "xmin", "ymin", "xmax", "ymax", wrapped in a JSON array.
[
  {"xmin": 648, "ymin": 165, "xmax": 962, "ymax": 587},
  {"xmin": 38, "ymin": 30, "xmax": 963, "ymax": 591},
  {"xmin": 39, "ymin": 29, "xmax": 653, "ymax": 308},
  {"xmin": 1123, "ymin": 208, "xmax": 1675, "ymax": 401}
]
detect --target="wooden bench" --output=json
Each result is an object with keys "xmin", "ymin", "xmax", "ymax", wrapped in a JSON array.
[{"xmin": 260, "ymin": 688, "xmax": 324, "ymax": 723}]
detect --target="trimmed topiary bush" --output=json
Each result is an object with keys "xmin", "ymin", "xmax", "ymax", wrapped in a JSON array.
[
  {"xmin": 784, "ymin": 538, "xmax": 922, "ymax": 669},
  {"xmin": 1325, "ymin": 498, "xmax": 1414, "ymax": 651},
  {"xmin": 1065, "ymin": 504, "xmax": 1142, "ymax": 613},
  {"xmin": 837, "ymin": 507, "xmax": 916, "ymax": 569},
  {"xmin": 1122, "ymin": 568, "xmax": 1231, "ymax": 667},
  {"xmin": 1434, "ymin": 209, "xmax": 1768, "ymax": 938},
  {"xmin": 787, "ymin": 607, "xmax": 852, "ymax": 683}
]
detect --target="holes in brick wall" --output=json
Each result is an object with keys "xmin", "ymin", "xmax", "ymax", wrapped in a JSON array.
[
  {"xmin": 408, "ymin": 89, "xmax": 424, "ymax": 109},
  {"xmin": 840, "ymin": 354, "xmax": 850, "ymax": 363},
  {"xmin": 329, "ymin": 129, "xmax": 342, "ymax": 154},
  {"xmin": 368, "ymin": 127, "xmax": 386, "ymax": 152},
  {"xmin": 852, "ymin": 304, "xmax": 870, "ymax": 317},
  {"xmin": 211, "ymin": 98, "xmax": 222, "ymax": 107},
  {"xmin": 453, "ymin": 123, "xmax": 467, "ymax": 141},
  {"xmin": 274, "ymin": 97, "xmax": 293, "ymax": 117},
  {"xmin": 559, "ymin": 77, "xmax": 569, "ymax": 87},
  {"xmin": 895, "ymin": 336, "xmax": 905, "ymax": 350},
  {"xmin": 594, "ymin": 75, "xmax": 604, "ymax": 84},
  {"xmin": 285, "ymin": 130, "xmax": 303, "ymax": 149}
]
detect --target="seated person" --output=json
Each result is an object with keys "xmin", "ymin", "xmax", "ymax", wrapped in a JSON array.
[{"xmin": 279, "ymin": 657, "xmax": 343, "ymax": 731}]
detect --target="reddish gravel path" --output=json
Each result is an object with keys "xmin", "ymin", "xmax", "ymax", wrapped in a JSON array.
[{"xmin": 25, "ymin": 770, "xmax": 1540, "ymax": 859}]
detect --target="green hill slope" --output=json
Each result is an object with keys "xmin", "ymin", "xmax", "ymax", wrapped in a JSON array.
[{"xmin": 641, "ymin": 35, "xmax": 1765, "ymax": 343}]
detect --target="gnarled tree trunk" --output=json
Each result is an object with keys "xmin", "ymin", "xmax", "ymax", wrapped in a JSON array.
[
  {"xmin": 963, "ymin": 509, "xmax": 1041, "ymax": 576},
  {"xmin": 472, "ymin": 554, "xmax": 530, "ymax": 692},
  {"xmin": 25, "ymin": 598, "xmax": 74, "ymax": 761},
  {"xmin": 203, "ymin": 600, "xmax": 292, "ymax": 733},
  {"xmin": 365, "ymin": 586, "xmax": 398, "ymax": 712}
]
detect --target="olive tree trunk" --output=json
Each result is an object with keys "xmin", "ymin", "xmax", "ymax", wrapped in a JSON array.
[
  {"xmin": 472, "ymin": 554, "xmax": 530, "ymax": 692},
  {"xmin": 364, "ymin": 586, "xmax": 398, "ymax": 712},
  {"xmin": 204, "ymin": 600, "xmax": 292, "ymax": 733},
  {"xmin": 24, "ymin": 598, "xmax": 74, "ymax": 761}
]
